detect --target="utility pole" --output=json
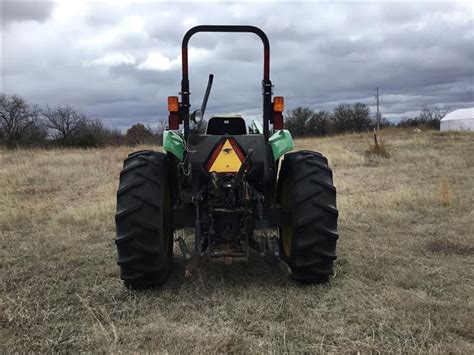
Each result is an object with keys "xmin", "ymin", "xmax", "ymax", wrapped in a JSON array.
[{"xmin": 375, "ymin": 87, "xmax": 380, "ymax": 131}]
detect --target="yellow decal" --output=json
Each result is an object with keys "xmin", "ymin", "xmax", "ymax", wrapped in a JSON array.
[{"xmin": 209, "ymin": 139, "xmax": 242, "ymax": 173}]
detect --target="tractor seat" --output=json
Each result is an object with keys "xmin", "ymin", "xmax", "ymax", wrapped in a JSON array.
[{"xmin": 206, "ymin": 116, "xmax": 247, "ymax": 135}]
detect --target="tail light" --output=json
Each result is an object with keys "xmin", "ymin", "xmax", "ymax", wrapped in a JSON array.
[
  {"xmin": 168, "ymin": 113, "xmax": 180, "ymax": 130},
  {"xmin": 273, "ymin": 112, "xmax": 284, "ymax": 130}
]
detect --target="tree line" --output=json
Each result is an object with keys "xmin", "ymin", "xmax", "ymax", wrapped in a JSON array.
[
  {"xmin": 0, "ymin": 93, "xmax": 164, "ymax": 149},
  {"xmin": 285, "ymin": 103, "xmax": 446, "ymax": 138},
  {"xmin": 1, "ymin": 93, "xmax": 448, "ymax": 148},
  {"xmin": 396, "ymin": 107, "xmax": 446, "ymax": 130}
]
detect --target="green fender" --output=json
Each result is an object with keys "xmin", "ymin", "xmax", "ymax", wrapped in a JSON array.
[
  {"xmin": 163, "ymin": 130, "xmax": 185, "ymax": 161},
  {"xmin": 269, "ymin": 130, "xmax": 294, "ymax": 160},
  {"xmin": 163, "ymin": 129, "xmax": 293, "ymax": 162}
]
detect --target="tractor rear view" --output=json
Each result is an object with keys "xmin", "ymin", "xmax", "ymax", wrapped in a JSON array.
[{"xmin": 115, "ymin": 25, "xmax": 338, "ymax": 288}]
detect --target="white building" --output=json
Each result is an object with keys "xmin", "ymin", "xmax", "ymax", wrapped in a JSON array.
[{"xmin": 440, "ymin": 108, "xmax": 474, "ymax": 131}]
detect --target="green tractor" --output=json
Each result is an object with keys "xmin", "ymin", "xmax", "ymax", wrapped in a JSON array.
[{"xmin": 115, "ymin": 25, "xmax": 338, "ymax": 288}]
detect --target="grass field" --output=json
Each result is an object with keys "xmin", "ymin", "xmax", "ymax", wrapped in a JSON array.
[{"xmin": 1, "ymin": 129, "xmax": 473, "ymax": 353}]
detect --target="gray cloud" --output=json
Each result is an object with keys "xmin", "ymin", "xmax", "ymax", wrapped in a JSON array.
[
  {"xmin": 2, "ymin": 1, "xmax": 473, "ymax": 130},
  {"xmin": 2, "ymin": 1, "xmax": 55, "ymax": 24}
]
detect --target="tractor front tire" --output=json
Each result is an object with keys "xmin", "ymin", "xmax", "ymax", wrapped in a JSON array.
[
  {"xmin": 278, "ymin": 150, "xmax": 339, "ymax": 283},
  {"xmin": 115, "ymin": 151, "xmax": 173, "ymax": 289}
]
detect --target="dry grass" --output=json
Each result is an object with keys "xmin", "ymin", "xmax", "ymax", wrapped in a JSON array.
[
  {"xmin": 425, "ymin": 239, "xmax": 474, "ymax": 256},
  {"xmin": 1, "ymin": 129, "xmax": 473, "ymax": 353},
  {"xmin": 439, "ymin": 178, "xmax": 452, "ymax": 207},
  {"xmin": 365, "ymin": 131, "xmax": 391, "ymax": 160}
]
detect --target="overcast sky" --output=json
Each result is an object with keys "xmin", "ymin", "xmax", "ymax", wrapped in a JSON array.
[{"xmin": 2, "ymin": 1, "xmax": 473, "ymax": 129}]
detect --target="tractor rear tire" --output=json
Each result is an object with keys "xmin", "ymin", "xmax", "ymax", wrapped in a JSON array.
[
  {"xmin": 278, "ymin": 150, "xmax": 338, "ymax": 283},
  {"xmin": 115, "ymin": 151, "xmax": 173, "ymax": 289}
]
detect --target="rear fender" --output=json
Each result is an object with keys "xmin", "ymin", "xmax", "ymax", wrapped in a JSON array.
[
  {"xmin": 269, "ymin": 130, "xmax": 294, "ymax": 161},
  {"xmin": 163, "ymin": 130, "xmax": 185, "ymax": 161}
]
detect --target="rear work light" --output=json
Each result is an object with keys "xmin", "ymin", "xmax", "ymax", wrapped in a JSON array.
[{"xmin": 206, "ymin": 138, "xmax": 245, "ymax": 173}]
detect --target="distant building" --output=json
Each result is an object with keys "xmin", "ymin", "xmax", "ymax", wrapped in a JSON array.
[{"xmin": 440, "ymin": 108, "xmax": 474, "ymax": 131}]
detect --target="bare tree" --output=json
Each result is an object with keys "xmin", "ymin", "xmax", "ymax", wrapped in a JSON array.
[
  {"xmin": 306, "ymin": 110, "xmax": 332, "ymax": 137},
  {"xmin": 351, "ymin": 102, "xmax": 372, "ymax": 132},
  {"xmin": 332, "ymin": 104, "xmax": 353, "ymax": 133},
  {"xmin": 286, "ymin": 107, "xmax": 313, "ymax": 137},
  {"xmin": 417, "ymin": 106, "xmax": 448, "ymax": 129},
  {"xmin": 43, "ymin": 105, "xmax": 87, "ymax": 142},
  {"xmin": 152, "ymin": 121, "xmax": 166, "ymax": 145},
  {"xmin": 397, "ymin": 105, "xmax": 448, "ymax": 129},
  {"xmin": 126, "ymin": 123, "xmax": 155, "ymax": 146},
  {"xmin": 0, "ymin": 94, "xmax": 41, "ymax": 148}
]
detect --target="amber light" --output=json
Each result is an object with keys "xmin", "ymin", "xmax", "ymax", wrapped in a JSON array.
[
  {"xmin": 168, "ymin": 96, "xmax": 179, "ymax": 112},
  {"xmin": 273, "ymin": 96, "xmax": 284, "ymax": 113}
]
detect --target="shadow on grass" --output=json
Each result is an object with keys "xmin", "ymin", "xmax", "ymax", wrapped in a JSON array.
[
  {"xmin": 425, "ymin": 239, "xmax": 474, "ymax": 256},
  {"xmin": 161, "ymin": 253, "xmax": 291, "ymax": 292},
  {"xmin": 120, "ymin": 252, "xmax": 342, "ymax": 298}
]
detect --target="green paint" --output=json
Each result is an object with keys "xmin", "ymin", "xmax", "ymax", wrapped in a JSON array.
[
  {"xmin": 163, "ymin": 130, "xmax": 185, "ymax": 161},
  {"xmin": 269, "ymin": 130, "xmax": 294, "ymax": 160},
  {"xmin": 164, "ymin": 127, "xmax": 292, "ymax": 162}
]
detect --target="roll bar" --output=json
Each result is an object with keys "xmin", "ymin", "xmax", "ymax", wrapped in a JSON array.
[{"xmin": 180, "ymin": 25, "xmax": 272, "ymax": 140}]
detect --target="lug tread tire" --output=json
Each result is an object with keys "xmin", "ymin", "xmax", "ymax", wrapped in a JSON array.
[
  {"xmin": 278, "ymin": 150, "xmax": 339, "ymax": 283},
  {"xmin": 115, "ymin": 151, "xmax": 173, "ymax": 289}
]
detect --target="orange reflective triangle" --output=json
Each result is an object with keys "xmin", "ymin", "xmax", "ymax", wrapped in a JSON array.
[{"xmin": 208, "ymin": 139, "xmax": 242, "ymax": 173}]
